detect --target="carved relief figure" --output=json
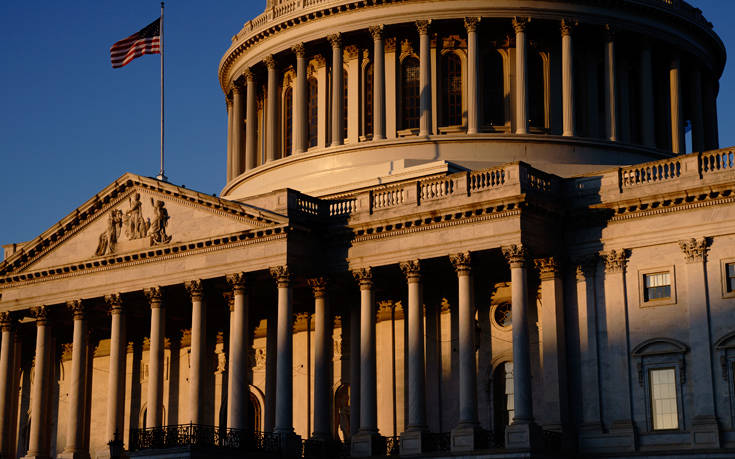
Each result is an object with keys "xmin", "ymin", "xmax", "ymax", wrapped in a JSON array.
[
  {"xmin": 124, "ymin": 193, "xmax": 149, "ymax": 239},
  {"xmin": 95, "ymin": 209, "xmax": 123, "ymax": 256},
  {"xmin": 148, "ymin": 199, "xmax": 172, "ymax": 245}
]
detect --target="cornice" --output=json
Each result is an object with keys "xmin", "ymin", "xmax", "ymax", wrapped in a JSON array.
[{"xmin": 600, "ymin": 186, "xmax": 735, "ymax": 222}]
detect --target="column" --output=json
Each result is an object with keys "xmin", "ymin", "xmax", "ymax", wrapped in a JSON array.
[
  {"xmin": 329, "ymin": 34, "xmax": 344, "ymax": 147},
  {"xmin": 186, "ymin": 280, "xmax": 205, "ymax": 425},
  {"xmin": 601, "ymin": 250, "xmax": 636, "ymax": 447},
  {"xmin": 226, "ymin": 273, "xmax": 249, "ymax": 430},
  {"xmin": 145, "ymin": 287, "xmax": 165, "ymax": 428},
  {"xmin": 370, "ymin": 26, "xmax": 386, "ymax": 140},
  {"xmin": 231, "ymin": 81, "xmax": 245, "ymax": 176},
  {"xmin": 604, "ymin": 25, "xmax": 617, "ymax": 142},
  {"xmin": 690, "ymin": 68, "xmax": 705, "ymax": 153},
  {"xmin": 293, "ymin": 44, "xmax": 308, "ymax": 154},
  {"xmin": 351, "ymin": 269, "xmax": 381, "ymax": 456},
  {"xmin": 384, "ymin": 38, "xmax": 398, "ymax": 139},
  {"xmin": 465, "ymin": 18, "xmax": 480, "ymax": 135},
  {"xmin": 399, "ymin": 260, "xmax": 427, "ymax": 455},
  {"xmin": 61, "ymin": 300, "xmax": 89, "ymax": 459},
  {"xmin": 349, "ymin": 297, "xmax": 361, "ymax": 439},
  {"xmin": 561, "ymin": 19, "xmax": 576, "ymax": 137},
  {"xmin": 416, "ymin": 21, "xmax": 432, "ymax": 137},
  {"xmin": 245, "ymin": 68, "xmax": 258, "ymax": 170},
  {"xmin": 309, "ymin": 278, "xmax": 332, "ymax": 440},
  {"xmin": 345, "ymin": 46, "xmax": 361, "ymax": 144},
  {"xmin": 669, "ymin": 57, "xmax": 684, "ymax": 154},
  {"xmin": 25, "ymin": 306, "xmax": 50, "ymax": 459},
  {"xmin": 270, "ymin": 266, "xmax": 301, "ymax": 453},
  {"xmin": 501, "ymin": 245, "xmax": 539, "ymax": 449},
  {"xmin": 450, "ymin": 253, "xmax": 482, "ymax": 452},
  {"xmin": 0, "ymin": 313, "xmax": 16, "ymax": 457},
  {"xmin": 679, "ymin": 239, "xmax": 720, "ymax": 447},
  {"xmin": 265, "ymin": 55, "xmax": 279, "ymax": 162},
  {"xmin": 226, "ymin": 95, "xmax": 233, "ymax": 181},
  {"xmin": 639, "ymin": 41, "xmax": 656, "ymax": 147},
  {"xmin": 104, "ymin": 294, "xmax": 126, "ymax": 448},
  {"xmin": 513, "ymin": 17, "xmax": 529, "ymax": 135}
]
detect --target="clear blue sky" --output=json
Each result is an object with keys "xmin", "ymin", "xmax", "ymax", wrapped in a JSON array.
[{"xmin": 0, "ymin": 1, "xmax": 732, "ymax": 251}]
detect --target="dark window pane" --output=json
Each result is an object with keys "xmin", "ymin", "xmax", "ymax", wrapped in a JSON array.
[
  {"xmin": 402, "ymin": 57, "xmax": 420, "ymax": 130},
  {"xmin": 442, "ymin": 54, "xmax": 462, "ymax": 126},
  {"xmin": 284, "ymin": 87, "xmax": 293, "ymax": 156},
  {"xmin": 484, "ymin": 50, "xmax": 504, "ymax": 126},
  {"xmin": 365, "ymin": 63, "xmax": 374, "ymax": 137},
  {"xmin": 308, "ymin": 78, "xmax": 318, "ymax": 148}
]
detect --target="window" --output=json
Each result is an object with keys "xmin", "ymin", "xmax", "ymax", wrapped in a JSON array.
[
  {"xmin": 343, "ymin": 69, "xmax": 349, "ymax": 140},
  {"xmin": 528, "ymin": 51, "xmax": 545, "ymax": 129},
  {"xmin": 442, "ymin": 53, "xmax": 462, "ymax": 126},
  {"xmin": 483, "ymin": 50, "xmax": 505, "ymax": 127},
  {"xmin": 364, "ymin": 63, "xmax": 374, "ymax": 138},
  {"xmin": 722, "ymin": 260, "xmax": 735, "ymax": 297},
  {"xmin": 493, "ymin": 303, "xmax": 512, "ymax": 328},
  {"xmin": 308, "ymin": 77, "xmax": 318, "ymax": 148},
  {"xmin": 650, "ymin": 368, "xmax": 678, "ymax": 430},
  {"xmin": 644, "ymin": 272, "xmax": 671, "ymax": 301},
  {"xmin": 284, "ymin": 86, "xmax": 293, "ymax": 157},
  {"xmin": 401, "ymin": 57, "xmax": 420, "ymax": 130},
  {"xmin": 728, "ymin": 262, "xmax": 735, "ymax": 292}
]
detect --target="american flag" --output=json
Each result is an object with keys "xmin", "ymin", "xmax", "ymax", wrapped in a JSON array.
[{"xmin": 110, "ymin": 18, "xmax": 161, "ymax": 69}]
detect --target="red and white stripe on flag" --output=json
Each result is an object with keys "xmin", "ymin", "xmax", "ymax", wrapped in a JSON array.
[{"xmin": 110, "ymin": 18, "xmax": 161, "ymax": 69}]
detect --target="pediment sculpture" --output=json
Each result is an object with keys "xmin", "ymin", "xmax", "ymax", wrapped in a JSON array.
[{"xmin": 95, "ymin": 193, "xmax": 173, "ymax": 256}]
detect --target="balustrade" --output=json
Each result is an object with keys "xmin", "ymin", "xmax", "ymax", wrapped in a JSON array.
[{"xmin": 621, "ymin": 159, "xmax": 681, "ymax": 187}]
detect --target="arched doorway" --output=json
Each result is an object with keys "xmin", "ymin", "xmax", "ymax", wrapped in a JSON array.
[
  {"xmin": 334, "ymin": 384, "xmax": 350, "ymax": 442},
  {"xmin": 248, "ymin": 391, "xmax": 261, "ymax": 432}
]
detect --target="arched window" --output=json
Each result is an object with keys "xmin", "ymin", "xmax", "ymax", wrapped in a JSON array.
[
  {"xmin": 365, "ymin": 63, "xmax": 374, "ymax": 138},
  {"xmin": 493, "ymin": 361, "xmax": 514, "ymax": 443},
  {"xmin": 528, "ymin": 52, "xmax": 545, "ymax": 129},
  {"xmin": 343, "ymin": 69, "xmax": 349, "ymax": 140},
  {"xmin": 284, "ymin": 86, "xmax": 293, "ymax": 157},
  {"xmin": 308, "ymin": 77, "xmax": 318, "ymax": 148},
  {"xmin": 442, "ymin": 53, "xmax": 462, "ymax": 126},
  {"xmin": 401, "ymin": 57, "xmax": 420, "ymax": 130},
  {"xmin": 484, "ymin": 50, "xmax": 505, "ymax": 127}
]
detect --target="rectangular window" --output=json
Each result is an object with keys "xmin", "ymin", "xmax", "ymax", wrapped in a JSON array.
[
  {"xmin": 650, "ymin": 368, "xmax": 678, "ymax": 430},
  {"xmin": 644, "ymin": 272, "xmax": 671, "ymax": 301},
  {"xmin": 727, "ymin": 263, "xmax": 735, "ymax": 293}
]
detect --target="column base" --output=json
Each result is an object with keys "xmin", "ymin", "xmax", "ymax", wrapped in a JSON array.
[
  {"xmin": 275, "ymin": 431, "xmax": 302, "ymax": 458},
  {"xmin": 504, "ymin": 421, "xmax": 542, "ymax": 451},
  {"xmin": 450, "ymin": 423, "xmax": 484, "ymax": 452},
  {"xmin": 351, "ymin": 430, "xmax": 384, "ymax": 457},
  {"xmin": 399, "ymin": 428, "xmax": 428, "ymax": 456},
  {"xmin": 58, "ymin": 451, "xmax": 91, "ymax": 459},
  {"xmin": 691, "ymin": 415, "xmax": 720, "ymax": 449}
]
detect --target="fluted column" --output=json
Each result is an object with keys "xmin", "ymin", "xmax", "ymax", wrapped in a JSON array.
[
  {"xmin": 669, "ymin": 57, "xmax": 684, "ymax": 154},
  {"xmin": 265, "ymin": 55, "xmax": 279, "ymax": 162},
  {"xmin": 231, "ymin": 81, "xmax": 245, "ymax": 176},
  {"xmin": 639, "ymin": 41, "xmax": 656, "ymax": 147},
  {"xmin": 309, "ymin": 278, "xmax": 331, "ymax": 440},
  {"xmin": 561, "ymin": 19, "xmax": 576, "ymax": 137},
  {"xmin": 604, "ymin": 25, "xmax": 617, "ymax": 141},
  {"xmin": 416, "ymin": 21, "xmax": 432, "ymax": 137},
  {"xmin": 245, "ymin": 68, "xmax": 258, "ymax": 170},
  {"xmin": 104, "ymin": 294, "xmax": 126, "ymax": 446},
  {"xmin": 399, "ymin": 260, "xmax": 427, "ymax": 455},
  {"xmin": 61, "ymin": 300, "xmax": 89, "ymax": 459},
  {"xmin": 329, "ymin": 34, "xmax": 344, "ymax": 147},
  {"xmin": 0, "ymin": 313, "xmax": 16, "ymax": 457},
  {"xmin": 145, "ymin": 287, "xmax": 165, "ymax": 428},
  {"xmin": 226, "ymin": 95, "xmax": 233, "ymax": 181},
  {"xmin": 370, "ymin": 26, "xmax": 386, "ymax": 141},
  {"xmin": 513, "ymin": 17, "xmax": 529, "ymax": 135},
  {"xmin": 226, "ymin": 273, "xmax": 249, "ymax": 430},
  {"xmin": 293, "ymin": 44, "xmax": 308, "ymax": 154},
  {"xmin": 465, "ymin": 18, "xmax": 480, "ymax": 134},
  {"xmin": 26, "ymin": 306, "xmax": 50, "ymax": 458},
  {"xmin": 186, "ymin": 280, "xmax": 205, "ymax": 425}
]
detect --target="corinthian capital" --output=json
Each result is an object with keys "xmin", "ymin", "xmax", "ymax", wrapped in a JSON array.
[
  {"xmin": 535, "ymin": 257, "xmax": 561, "ymax": 280},
  {"xmin": 502, "ymin": 244, "xmax": 528, "ymax": 268},
  {"xmin": 226, "ymin": 273, "xmax": 247, "ymax": 294},
  {"xmin": 602, "ymin": 249, "xmax": 628, "ymax": 274},
  {"xmin": 31, "ymin": 306, "xmax": 49, "ymax": 325},
  {"xmin": 450, "ymin": 252, "xmax": 472, "ymax": 274},
  {"xmin": 0, "ymin": 312, "xmax": 17, "ymax": 332},
  {"xmin": 66, "ymin": 299, "xmax": 86, "ymax": 320},
  {"xmin": 308, "ymin": 277, "xmax": 329, "ymax": 298},
  {"xmin": 561, "ymin": 18, "xmax": 577, "ymax": 36},
  {"xmin": 352, "ymin": 267, "xmax": 373, "ymax": 289},
  {"xmin": 415, "ymin": 20, "xmax": 431, "ymax": 35},
  {"xmin": 327, "ymin": 33, "xmax": 342, "ymax": 49},
  {"xmin": 512, "ymin": 17, "xmax": 530, "ymax": 34},
  {"xmin": 264, "ymin": 54, "xmax": 277, "ymax": 70},
  {"xmin": 270, "ymin": 265, "xmax": 293, "ymax": 286},
  {"xmin": 369, "ymin": 25, "xmax": 384, "ymax": 41},
  {"xmin": 291, "ymin": 43, "xmax": 306, "ymax": 58},
  {"xmin": 105, "ymin": 293, "xmax": 124, "ymax": 315},
  {"xmin": 400, "ymin": 260, "xmax": 422, "ymax": 281},
  {"xmin": 144, "ymin": 287, "xmax": 164, "ymax": 307},
  {"xmin": 679, "ymin": 238, "xmax": 709, "ymax": 263},
  {"xmin": 185, "ymin": 279, "xmax": 204, "ymax": 300},
  {"xmin": 464, "ymin": 17, "xmax": 481, "ymax": 33}
]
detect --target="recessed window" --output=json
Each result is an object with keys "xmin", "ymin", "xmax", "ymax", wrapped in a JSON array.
[
  {"xmin": 493, "ymin": 303, "xmax": 512, "ymax": 328},
  {"xmin": 441, "ymin": 53, "xmax": 462, "ymax": 126},
  {"xmin": 284, "ymin": 86, "xmax": 293, "ymax": 156},
  {"xmin": 308, "ymin": 77, "xmax": 318, "ymax": 148},
  {"xmin": 364, "ymin": 62, "xmax": 373, "ymax": 138},
  {"xmin": 726, "ymin": 263, "xmax": 735, "ymax": 293},
  {"xmin": 644, "ymin": 272, "xmax": 671, "ymax": 301},
  {"xmin": 650, "ymin": 368, "xmax": 678, "ymax": 430},
  {"xmin": 401, "ymin": 57, "xmax": 420, "ymax": 130}
]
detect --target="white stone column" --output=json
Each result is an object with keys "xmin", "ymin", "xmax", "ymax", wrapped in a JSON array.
[
  {"xmin": 370, "ymin": 26, "xmax": 386, "ymax": 141},
  {"xmin": 345, "ymin": 46, "xmax": 360, "ymax": 144},
  {"xmin": 104, "ymin": 294, "xmax": 126, "ymax": 447},
  {"xmin": 61, "ymin": 300, "xmax": 89, "ymax": 459},
  {"xmin": 226, "ymin": 273, "xmax": 249, "ymax": 430},
  {"xmin": 604, "ymin": 26, "xmax": 617, "ymax": 142},
  {"xmin": 465, "ymin": 18, "xmax": 480, "ymax": 135},
  {"xmin": 639, "ymin": 42, "xmax": 656, "ymax": 148},
  {"xmin": 309, "ymin": 278, "xmax": 331, "ymax": 440},
  {"xmin": 293, "ymin": 44, "xmax": 308, "ymax": 154},
  {"xmin": 679, "ymin": 239, "xmax": 720, "ymax": 448},
  {"xmin": 231, "ymin": 82, "xmax": 245, "ymax": 176},
  {"xmin": 270, "ymin": 266, "xmax": 301, "ymax": 452},
  {"xmin": 690, "ymin": 68, "xmax": 705, "ymax": 153},
  {"xmin": 400, "ymin": 260, "xmax": 427, "ymax": 455},
  {"xmin": 265, "ymin": 55, "xmax": 279, "ymax": 162},
  {"xmin": 0, "ymin": 313, "xmax": 16, "ymax": 458},
  {"xmin": 561, "ymin": 19, "xmax": 576, "ymax": 137},
  {"xmin": 25, "ymin": 306, "xmax": 50, "ymax": 459},
  {"xmin": 502, "ymin": 245, "xmax": 539, "ymax": 449},
  {"xmin": 669, "ymin": 57, "xmax": 684, "ymax": 154},
  {"xmin": 245, "ymin": 68, "xmax": 258, "ymax": 170},
  {"xmin": 145, "ymin": 287, "xmax": 165, "ymax": 428},
  {"xmin": 450, "ymin": 253, "xmax": 482, "ymax": 452},
  {"xmin": 226, "ymin": 95, "xmax": 233, "ymax": 182},
  {"xmin": 416, "ymin": 21, "xmax": 432, "ymax": 137},
  {"xmin": 329, "ymin": 34, "xmax": 344, "ymax": 147},
  {"xmin": 513, "ymin": 17, "xmax": 529, "ymax": 135},
  {"xmin": 186, "ymin": 280, "xmax": 205, "ymax": 425}
]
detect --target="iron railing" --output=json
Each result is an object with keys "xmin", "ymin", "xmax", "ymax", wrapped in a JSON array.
[
  {"xmin": 129, "ymin": 424, "xmax": 280, "ymax": 453},
  {"xmin": 302, "ymin": 438, "xmax": 350, "ymax": 458}
]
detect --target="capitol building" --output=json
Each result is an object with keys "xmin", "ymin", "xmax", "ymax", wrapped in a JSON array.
[{"xmin": 1, "ymin": 0, "xmax": 734, "ymax": 458}]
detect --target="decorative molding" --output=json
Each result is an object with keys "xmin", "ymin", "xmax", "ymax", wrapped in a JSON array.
[
  {"xmin": 144, "ymin": 286, "xmax": 164, "ymax": 306},
  {"xmin": 502, "ymin": 244, "xmax": 528, "ymax": 268},
  {"xmin": 327, "ymin": 33, "xmax": 342, "ymax": 48},
  {"xmin": 603, "ymin": 249, "xmax": 628, "ymax": 274},
  {"xmin": 561, "ymin": 18, "xmax": 578, "ymax": 36},
  {"xmin": 0, "ymin": 312, "xmax": 17, "ymax": 332},
  {"xmin": 368, "ymin": 25, "xmax": 384, "ymax": 41},
  {"xmin": 308, "ymin": 277, "xmax": 329, "ymax": 298},
  {"xmin": 512, "ymin": 17, "xmax": 530, "ymax": 34},
  {"xmin": 66, "ymin": 299, "xmax": 86, "ymax": 320},
  {"xmin": 312, "ymin": 54, "xmax": 327, "ymax": 68},
  {"xmin": 344, "ymin": 45, "xmax": 359, "ymax": 61},
  {"xmin": 243, "ymin": 67, "xmax": 255, "ymax": 82},
  {"xmin": 222, "ymin": 291, "xmax": 235, "ymax": 312},
  {"xmin": 400, "ymin": 259, "xmax": 422, "ymax": 281},
  {"xmin": 264, "ymin": 54, "xmax": 277, "ymax": 69},
  {"xmin": 105, "ymin": 293, "xmax": 124, "ymax": 315},
  {"xmin": 415, "ymin": 20, "xmax": 431, "ymax": 35},
  {"xmin": 679, "ymin": 238, "xmax": 709, "ymax": 263},
  {"xmin": 352, "ymin": 267, "xmax": 373, "ymax": 289},
  {"xmin": 30, "ymin": 306, "xmax": 49, "ymax": 325},
  {"xmin": 227, "ymin": 272, "xmax": 247, "ymax": 294},
  {"xmin": 449, "ymin": 252, "xmax": 472, "ymax": 275},
  {"xmin": 384, "ymin": 37, "xmax": 397, "ymax": 53},
  {"xmin": 535, "ymin": 257, "xmax": 561, "ymax": 280},
  {"xmin": 185, "ymin": 279, "xmax": 204, "ymax": 300},
  {"xmin": 270, "ymin": 265, "xmax": 293, "ymax": 287},
  {"xmin": 291, "ymin": 43, "xmax": 306, "ymax": 58},
  {"xmin": 464, "ymin": 17, "xmax": 481, "ymax": 33}
]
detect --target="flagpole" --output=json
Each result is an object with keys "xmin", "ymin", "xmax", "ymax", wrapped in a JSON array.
[{"xmin": 158, "ymin": 1, "xmax": 167, "ymax": 181}]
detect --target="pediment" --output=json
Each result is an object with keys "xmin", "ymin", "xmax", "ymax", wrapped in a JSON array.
[
  {"xmin": 0, "ymin": 173, "xmax": 288, "ymax": 276},
  {"xmin": 632, "ymin": 338, "xmax": 689, "ymax": 357}
]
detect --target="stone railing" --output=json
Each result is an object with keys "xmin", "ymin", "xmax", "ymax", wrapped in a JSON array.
[{"xmin": 620, "ymin": 158, "xmax": 682, "ymax": 188}]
